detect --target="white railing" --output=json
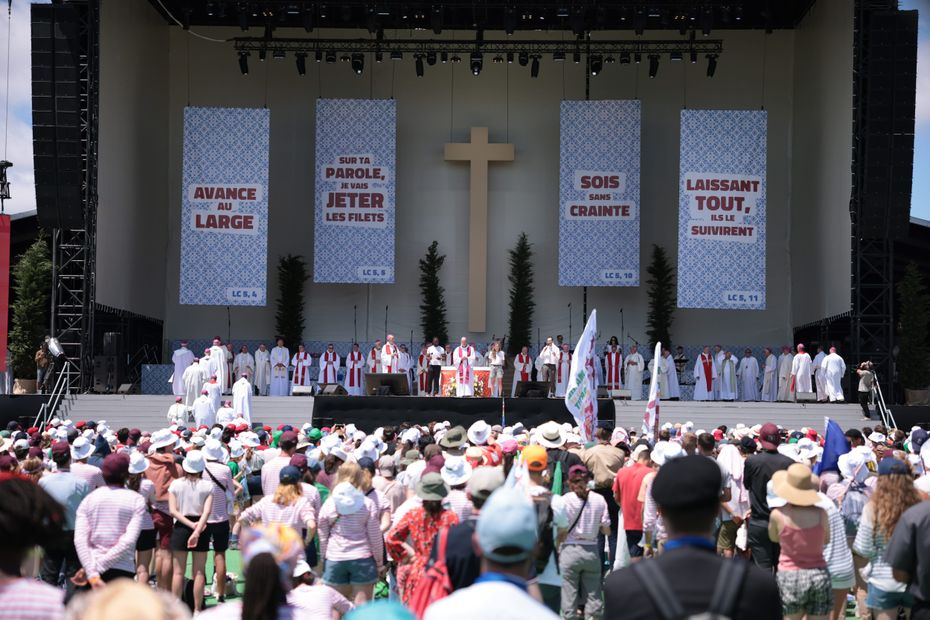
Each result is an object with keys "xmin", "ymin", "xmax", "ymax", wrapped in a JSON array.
[
  {"xmin": 33, "ymin": 362, "xmax": 75, "ymax": 429},
  {"xmin": 872, "ymin": 372, "xmax": 896, "ymax": 430}
]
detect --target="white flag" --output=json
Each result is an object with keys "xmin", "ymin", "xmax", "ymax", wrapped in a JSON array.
[
  {"xmin": 642, "ymin": 341, "xmax": 662, "ymax": 437},
  {"xmin": 565, "ymin": 309, "xmax": 598, "ymax": 442}
]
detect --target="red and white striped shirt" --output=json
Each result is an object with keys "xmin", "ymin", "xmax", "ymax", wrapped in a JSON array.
[
  {"xmin": 239, "ymin": 496, "xmax": 316, "ymax": 531},
  {"xmin": 560, "ymin": 491, "xmax": 610, "ymax": 546},
  {"xmin": 70, "ymin": 461, "xmax": 104, "ymax": 490},
  {"xmin": 133, "ymin": 478, "xmax": 156, "ymax": 530},
  {"xmin": 74, "ymin": 485, "xmax": 146, "ymax": 577},
  {"xmin": 317, "ymin": 496, "xmax": 383, "ymax": 564},
  {"xmin": 0, "ymin": 579, "xmax": 65, "ymax": 620},
  {"xmin": 287, "ymin": 584, "xmax": 354, "ymax": 617},
  {"xmin": 261, "ymin": 455, "xmax": 291, "ymax": 497},
  {"xmin": 299, "ymin": 482, "xmax": 323, "ymax": 517},
  {"xmin": 203, "ymin": 461, "xmax": 234, "ymax": 523},
  {"xmin": 444, "ymin": 489, "xmax": 473, "ymax": 522}
]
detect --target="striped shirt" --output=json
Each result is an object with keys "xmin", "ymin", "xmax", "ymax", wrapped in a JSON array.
[
  {"xmin": 70, "ymin": 461, "xmax": 105, "ymax": 490},
  {"xmin": 287, "ymin": 584, "xmax": 354, "ymax": 618},
  {"xmin": 365, "ymin": 487, "xmax": 392, "ymax": 522},
  {"xmin": 317, "ymin": 496, "xmax": 384, "ymax": 564},
  {"xmin": 0, "ymin": 578, "xmax": 65, "ymax": 620},
  {"xmin": 74, "ymin": 485, "xmax": 146, "ymax": 577},
  {"xmin": 642, "ymin": 477, "xmax": 667, "ymax": 544},
  {"xmin": 818, "ymin": 494, "xmax": 854, "ymax": 586},
  {"xmin": 239, "ymin": 496, "xmax": 316, "ymax": 531},
  {"xmin": 444, "ymin": 489, "xmax": 473, "ymax": 522},
  {"xmin": 133, "ymin": 478, "xmax": 156, "ymax": 530},
  {"xmin": 261, "ymin": 455, "xmax": 292, "ymax": 497},
  {"xmin": 203, "ymin": 461, "xmax": 233, "ymax": 523},
  {"xmin": 197, "ymin": 601, "xmax": 314, "ymax": 619},
  {"xmin": 853, "ymin": 502, "xmax": 907, "ymax": 592},
  {"xmin": 299, "ymin": 482, "xmax": 322, "ymax": 517},
  {"xmin": 560, "ymin": 490, "xmax": 610, "ymax": 546}
]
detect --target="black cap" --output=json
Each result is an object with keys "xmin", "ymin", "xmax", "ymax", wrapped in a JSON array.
[
  {"xmin": 845, "ymin": 428, "xmax": 864, "ymax": 441},
  {"xmin": 652, "ymin": 455, "xmax": 722, "ymax": 510},
  {"xmin": 739, "ymin": 436, "xmax": 757, "ymax": 453}
]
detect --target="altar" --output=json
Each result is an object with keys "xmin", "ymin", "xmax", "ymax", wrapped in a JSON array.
[{"xmin": 440, "ymin": 366, "xmax": 492, "ymax": 397}]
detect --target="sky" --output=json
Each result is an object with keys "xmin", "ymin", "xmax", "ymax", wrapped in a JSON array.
[{"xmin": 0, "ymin": 0, "xmax": 928, "ymax": 218}]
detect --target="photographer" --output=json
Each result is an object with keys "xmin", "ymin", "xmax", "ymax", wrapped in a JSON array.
[{"xmin": 856, "ymin": 362, "xmax": 875, "ymax": 420}]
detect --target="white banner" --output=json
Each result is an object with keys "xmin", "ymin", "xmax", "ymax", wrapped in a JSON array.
[
  {"xmin": 565, "ymin": 309, "xmax": 598, "ymax": 442},
  {"xmin": 643, "ymin": 342, "xmax": 662, "ymax": 437}
]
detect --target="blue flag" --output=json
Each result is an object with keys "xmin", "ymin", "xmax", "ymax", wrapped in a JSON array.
[{"xmin": 814, "ymin": 417, "xmax": 850, "ymax": 475}]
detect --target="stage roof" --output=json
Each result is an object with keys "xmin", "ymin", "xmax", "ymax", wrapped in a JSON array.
[{"xmin": 149, "ymin": 1, "xmax": 819, "ymax": 33}]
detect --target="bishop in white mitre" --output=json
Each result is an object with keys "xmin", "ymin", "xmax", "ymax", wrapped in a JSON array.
[
  {"xmin": 777, "ymin": 346, "xmax": 795, "ymax": 402},
  {"xmin": 693, "ymin": 347, "xmax": 717, "ymax": 401},
  {"xmin": 737, "ymin": 349, "xmax": 760, "ymax": 402},
  {"xmin": 718, "ymin": 351, "xmax": 738, "ymax": 401},
  {"xmin": 511, "ymin": 346, "xmax": 534, "ymax": 397},
  {"xmin": 790, "ymin": 344, "xmax": 813, "ymax": 398},
  {"xmin": 232, "ymin": 373, "xmax": 252, "ymax": 424},
  {"xmin": 269, "ymin": 338, "xmax": 290, "ymax": 396},
  {"xmin": 761, "ymin": 348, "xmax": 778, "ymax": 402},
  {"xmin": 318, "ymin": 344, "xmax": 341, "ymax": 384},
  {"xmin": 812, "ymin": 345, "xmax": 827, "ymax": 402},
  {"xmin": 821, "ymin": 346, "xmax": 847, "ymax": 402},
  {"xmin": 555, "ymin": 344, "xmax": 572, "ymax": 398},
  {"xmin": 452, "ymin": 337, "xmax": 477, "ymax": 397},
  {"xmin": 254, "ymin": 344, "xmax": 271, "ymax": 396},
  {"xmin": 167, "ymin": 396, "xmax": 188, "ymax": 426},
  {"xmin": 291, "ymin": 344, "xmax": 312, "ymax": 388},
  {"xmin": 209, "ymin": 338, "xmax": 229, "ymax": 396},
  {"xmin": 181, "ymin": 357, "xmax": 206, "ymax": 408},
  {"xmin": 343, "ymin": 343, "xmax": 365, "ymax": 396},
  {"xmin": 381, "ymin": 334, "xmax": 400, "ymax": 374},
  {"xmin": 663, "ymin": 348, "xmax": 681, "ymax": 400},
  {"xmin": 625, "ymin": 345, "xmax": 645, "ymax": 400},
  {"xmin": 367, "ymin": 339, "xmax": 382, "ymax": 374},
  {"xmin": 233, "ymin": 345, "xmax": 255, "ymax": 381},
  {"xmin": 170, "ymin": 341, "xmax": 194, "ymax": 397},
  {"xmin": 604, "ymin": 345, "xmax": 623, "ymax": 390}
]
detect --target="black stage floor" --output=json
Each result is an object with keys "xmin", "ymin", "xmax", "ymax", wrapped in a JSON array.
[
  {"xmin": 0, "ymin": 395, "xmax": 49, "ymax": 429},
  {"xmin": 311, "ymin": 395, "xmax": 615, "ymax": 430}
]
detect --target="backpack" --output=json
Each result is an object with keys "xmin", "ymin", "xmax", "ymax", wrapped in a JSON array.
[
  {"xmin": 633, "ymin": 556, "xmax": 749, "ymax": 620},
  {"xmin": 839, "ymin": 485, "xmax": 867, "ymax": 537},
  {"xmin": 408, "ymin": 527, "xmax": 453, "ymax": 619},
  {"xmin": 534, "ymin": 498, "xmax": 557, "ymax": 574}
]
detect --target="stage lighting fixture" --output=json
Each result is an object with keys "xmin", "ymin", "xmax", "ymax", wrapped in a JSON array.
[
  {"xmin": 619, "ymin": 51, "xmax": 631, "ymax": 64},
  {"xmin": 315, "ymin": 50, "xmax": 323, "ymax": 63},
  {"xmin": 492, "ymin": 55, "xmax": 504, "ymax": 64},
  {"xmin": 415, "ymin": 54, "xmax": 425, "ymax": 77},
  {"xmin": 648, "ymin": 54, "xmax": 659, "ymax": 78},
  {"xmin": 325, "ymin": 51, "xmax": 336, "ymax": 63},
  {"xmin": 450, "ymin": 54, "xmax": 461, "ymax": 63},
  {"xmin": 605, "ymin": 55, "xmax": 616, "ymax": 64},
  {"xmin": 352, "ymin": 53, "xmax": 365, "ymax": 75},
  {"xmin": 670, "ymin": 51, "xmax": 682, "ymax": 61},
  {"xmin": 634, "ymin": 52, "xmax": 642, "ymax": 64},
  {"xmin": 507, "ymin": 52, "xmax": 514, "ymax": 64},
  {"xmin": 706, "ymin": 54, "xmax": 718, "ymax": 77},
  {"xmin": 238, "ymin": 51, "xmax": 249, "ymax": 75},
  {"xmin": 375, "ymin": 51, "xmax": 383, "ymax": 62},
  {"xmin": 690, "ymin": 49, "xmax": 697, "ymax": 64},
  {"xmin": 553, "ymin": 51, "xmax": 565, "ymax": 62},
  {"xmin": 573, "ymin": 48, "xmax": 581, "ymax": 64},
  {"xmin": 48, "ymin": 338, "xmax": 66, "ymax": 360},
  {"xmin": 431, "ymin": 5, "xmax": 443, "ymax": 34},
  {"xmin": 390, "ymin": 50, "xmax": 403, "ymax": 61},
  {"xmin": 700, "ymin": 8, "xmax": 713, "ymax": 36},
  {"xmin": 295, "ymin": 52, "xmax": 307, "ymax": 76},
  {"xmin": 590, "ymin": 55, "xmax": 603, "ymax": 76},
  {"xmin": 273, "ymin": 50, "xmax": 286, "ymax": 60},
  {"xmin": 340, "ymin": 54, "xmax": 351, "ymax": 63},
  {"xmin": 427, "ymin": 51, "xmax": 437, "ymax": 66},
  {"xmin": 504, "ymin": 7, "xmax": 516, "ymax": 35},
  {"xmin": 470, "ymin": 51, "xmax": 483, "ymax": 76},
  {"xmin": 530, "ymin": 55, "xmax": 540, "ymax": 78},
  {"xmin": 238, "ymin": 7, "xmax": 249, "ymax": 31},
  {"xmin": 441, "ymin": 51, "xmax": 448, "ymax": 63},
  {"xmin": 633, "ymin": 9, "xmax": 646, "ymax": 35},
  {"xmin": 303, "ymin": 8, "xmax": 314, "ymax": 32},
  {"xmin": 518, "ymin": 51, "xmax": 529, "ymax": 66},
  {"xmin": 258, "ymin": 47, "xmax": 267, "ymax": 62}
]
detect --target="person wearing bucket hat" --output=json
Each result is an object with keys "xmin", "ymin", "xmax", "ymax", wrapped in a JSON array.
[
  {"xmin": 852, "ymin": 457, "xmax": 921, "ymax": 618},
  {"xmin": 202, "ymin": 438, "xmax": 240, "ymax": 603},
  {"xmin": 441, "ymin": 457, "xmax": 474, "ymax": 521},
  {"xmin": 386, "ymin": 472, "xmax": 459, "ymax": 605},
  {"xmin": 167, "ymin": 450, "xmax": 215, "ymax": 612},
  {"xmin": 743, "ymin": 422, "xmax": 796, "ymax": 571},
  {"xmin": 69, "ymin": 436, "xmax": 105, "ymax": 490},
  {"xmin": 439, "ymin": 425, "xmax": 468, "ymax": 456},
  {"xmin": 142, "ymin": 428, "xmax": 182, "ymax": 590},
  {"xmin": 768, "ymin": 463, "xmax": 832, "ymax": 619}
]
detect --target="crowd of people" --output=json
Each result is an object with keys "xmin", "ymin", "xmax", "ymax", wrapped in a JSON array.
[{"xmin": 2, "ymin": 411, "xmax": 929, "ymax": 619}]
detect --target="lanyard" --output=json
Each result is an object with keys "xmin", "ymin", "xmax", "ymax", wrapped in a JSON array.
[
  {"xmin": 474, "ymin": 572, "xmax": 529, "ymax": 592},
  {"xmin": 662, "ymin": 536, "xmax": 716, "ymax": 553}
]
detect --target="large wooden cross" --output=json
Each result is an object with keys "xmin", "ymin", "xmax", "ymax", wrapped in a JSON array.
[{"xmin": 444, "ymin": 127, "xmax": 514, "ymax": 333}]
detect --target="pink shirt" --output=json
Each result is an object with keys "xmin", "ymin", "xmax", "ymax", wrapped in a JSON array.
[
  {"xmin": 0, "ymin": 578, "xmax": 65, "ymax": 619},
  {"xmin": 317, "ymin": 496, "xmax": 384, "ymax": 564},
  {"xmin": 134, "ymin": 478, "xmax": 156, "ymax": 530},
  {"xmin": 444, "ymin": 489, "xmax": 473, "ymax": 522},
  {"xmin": 71, "ymin": 461, "xmax": 105, "ymax": 490},
  {"xmin": 261, "ymin": 455, "xmax": 292, "ymax": 497},
  {"xmin": 203, "ymin": 461, "xmax": 234, "ymax": 523},
  {"xmin": 777, "ymin": 512, "xmax": 828, "ymax": 571},
  {"xmin": 239, "ymin": 496, "xmax": 316, "ymax": 531},
  {"xmin": 74, "ymin": 485, "xmax": 146, "ymax": 577},
  {"xmin": 287, "ymin": 584, "xmax": 354, "ymax": 618},
  {"xmin": 560, "ymin": 491, "xmax": 610, "ymax": 546}
]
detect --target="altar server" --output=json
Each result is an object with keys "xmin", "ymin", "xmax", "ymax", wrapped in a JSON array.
[
  {"xmin": 254, "ymin": 344, "xmax": 271, "ymax": 396},
  {"xmin": 511, "ymin": 346, "xmax": 534, "ymax": 397},
  {"xmin": 318, "ymin": 344, "xmax": 340, "ymax": 384},
  {"xmin": 737, "ymin": 349, "xmax": 760, "ymax": 402},
  {"xmin": 381, "ymin": 334, "xmax": 400, "ymax": 373},
  {"xmin": 604, "ymin": 344, "xmax": 623, "ymax": 390},
  {"xmin": 693, "ymin": 346, "xmax": 717, "ymax": 401},
  {"xmin": 233, "ymin": 345, "xmax": 255, "ymax": 381},
  {"xmin": 821, "ymin": 347, "xmax": 847, "ymax": 402},
  {"xmin": 761, "ymin": 348, "xmax": 778, "ymax": 402},
  {"xmin": 171, "ymin": 341, "xmax": 194, "ymax": 397},
  {"xmin": 398, "ymin": 344, "xmax": 414, "ymax": 393},
  {"xmin": 649, "ymin": 354, "xmax": 668, "ymax": 397},
  {"xmin": 663, "ymin": 348, "xmax": 681, "ymax": 400},
  {"xmin": 625, "ymin": 344, "xmax": 645, "ymax": 400},
  {"xmin": 344, "ymin": 343, "xmax": 365, "ymax": 396},
  {"xmin": 452, "ymin": 337, "xmax": 477, "ymax": 397},
  {"xmin": 554, "ymin": 343, "xmax": 572, "ymax": 398},
  {"xmin": 291, "ymin": 344, "xmax": 312, "ymax": 388},
  {"xmin": 777, "ymin": 346, "xmax": 794, "ymax": 401},
  {"xmin": 269, "ymin": 338, "xmax": 290, "ymax": 396}
]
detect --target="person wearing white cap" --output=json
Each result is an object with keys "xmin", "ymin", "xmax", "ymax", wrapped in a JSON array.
[
  {"xmin": 287, "ymin": 559, "xmax": 354, "ymax": 616},
  {"xmin": 70, "ymin": 436, "xmax": 105, "ymax": 490},
  {"xmin": 126, "ymin": 451, "xmax": 156, "ymax": 586},
  {"xmin": 441, "ymin": 457, "xmax": 474, "ymax": 522},
  {"xmin": 167, "ymin": 450, "xmax": 214, "ymax": 612}
]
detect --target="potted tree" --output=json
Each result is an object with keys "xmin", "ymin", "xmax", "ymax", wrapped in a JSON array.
[{"xmin": 9, "ymin": 236, "xmax": 52, "ymax": 394}]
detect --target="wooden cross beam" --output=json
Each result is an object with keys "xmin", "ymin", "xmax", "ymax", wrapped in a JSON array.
[{"xmin": 444, "ymin": 127, "xmax": 514, "ymax": 333}]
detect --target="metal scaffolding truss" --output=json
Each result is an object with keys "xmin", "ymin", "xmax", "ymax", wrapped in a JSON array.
[{"xmin": 50, "ymin": 0, "xmax": 98, "ymax": 391}]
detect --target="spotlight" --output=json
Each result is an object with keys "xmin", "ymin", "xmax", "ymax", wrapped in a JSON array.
[
  {"xmin": 325, "ymin": 51, "xmax": 336, "ymax": 63},
  {"xmin": 450, "ymin": 54, "xmax": 461, "ymax": 63},
  {"xmin": 590, "ymin": 54, "xmax": 603, "ymax": 76},
  {"xmin": 619, "ymin": 51, "xmax": 631, "ymax": 64},
  {"xmin": 605, "ymin": 55, "xmax": 616, "ymax": 64},
  {"xmin": 634, "ymin": 52, "xmax": 642, "ymax": 64},
  {"xmin": 390, "ymin": 50, "xmax": 403, "ymax": 61},
  {"xmin": 441, "ymin": 51, "xmax": 448, "ymax": 63},
  {"xmin": 273, "ymin": 50, "xmax": 286, "ymax": 60},
  {"xmin": 648, "ymin": 54, "xmax": 659, "ymax": 78},
  {"xmin": 259, "ymin": 47, "xmax": 267, "ymax": 62},
  {"xmin": 238, "ymin": 7, "xmax": 249, "ymax": 31},
  {"xmin": 295, "ymin": 52, "xmax": 307, "ymax": 76},
  {"xmin": 706, "ymin": 54, "xmax": 717, "ymax": 77},
  {"xmin": 553, "ymin": 51, "xmax": 565, "ymax": 62},
  {"xmin": 470, "ymin": 51, "xmax": 483, "ymax": 75},
  {"xmin": 690, "ymin": 49, "xmax": 697, "ymax": 64},
  {"xmin": 518, "ymin": 51, "xmax": 529, "ymax": 66},
  {"xmin": 507, "ymin": 52, "xmax": 514, "ymax": 64},
  {"xmin": 315, "ymin": 50, "xmax": 323, "ymax": 63},
  {"xmin": 238, "ymin": 51, "xmax": 249, "ymax": 75},
  {"xmin": 415, "ymin": 54, "xmax": 425, "ymax": 77},
  {"xmin": 375, "ymin": 51, "xmax": 383, "ymax": 62},
  {"xmin": 351, "ymin": 53, "xmax": 365, "ymax": 75},
  {"xmin": 427, "ymin": 51, "xmax": 437, "ymax": 66},
  {"xmin": 431, "ymin": 4, "xmax": 443, "ymax": 34},
  {"xmin": 530, "ymin": 55, "xmax": 540, "ymax": 77},
  {"xmin": 340, "ymin": 54, "xmax": 351, "ymax": 63},
  {"xmin": 492, "ymin": 55, "xmax": 504, "ymax": 64},
  {"xmin": 573, "ymin": 49, "xmax": 581, "ymax": 64},
  {"xmin": 670, "ymin": 51, "xmax": 682, "ymax": 62}
]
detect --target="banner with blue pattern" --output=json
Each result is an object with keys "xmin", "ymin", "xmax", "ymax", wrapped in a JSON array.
[
  {"xmin": 314, "ymin": 99, "xmax": 396, "ymax": 284},
  {"xmin": 180, "ymin": 107, "xmax": 269, "ymax": 306},
  {"xmin": 559, "ymin": 100, "xmax": 641, "ymax": 287},
  {"xmin": 677, "ymin": 110, "xmax": 767, "ymax": 310}
]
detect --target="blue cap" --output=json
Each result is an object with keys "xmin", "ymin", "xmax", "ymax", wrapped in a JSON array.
[
  {"xmin": 305, "ymin": 456, "xmax": 322, "ymax": 472},
  {"xmin": 345, "ymin": 600, "xmax": 414, "ymax": 620},
  {"xmin": 878, "ymin": 457, "xmax": 909, "ymax": 476},
  {"xmin": 476, "ymin": 487, "xmax": 538, "ymax": 564},
  {"xmin": 279, "ymin": 465, "xmax": 301, "ymax": 484}
]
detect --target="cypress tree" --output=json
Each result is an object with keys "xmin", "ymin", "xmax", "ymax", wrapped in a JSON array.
[
  {"xmin": 419, "ymin": 241, "xmax": 449, "ymax": 345},
  {"xmin": 507, "ymin": 233, "xmax": 535, "ymax": 357},
  {"xmin": 645, "ymin": 244, "xmax": 676, "ymax": 350},
  {"xmin": 275, "ymin": 254, "xmax": 309, "ymax": 350}
]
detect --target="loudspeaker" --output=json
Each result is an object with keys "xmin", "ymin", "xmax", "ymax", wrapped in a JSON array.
[
  {"xmin": 117, "ymin": 383, "xmax": 138, "ymax": 394},
  {"xmin": 92, "ymin": 355, "xmax": 117, "ymax": 393},
  {"xmin": 513, "ymin": 381, "xmax": 549, "ymax": 398},
  {"xmin": 597, "ymin": 386, "xmax": 609, "ymax": 399},
  {"xmin": 31, "ymin": 4, "xmax": 85, "ymax": 229},
  {"xmin": 795, "ymin": 391, "xmax": 817, "ymax": 402},
  {"xmin": 319, "ymin": 383, "xmax": 348, "ymax": 395},
  {"xmin": 291, "ymin": 386, "xmax": 314, "ymax": 396},
  {"xmin": 103, "ymin": 332, "xmax": 121, "ymax": 357},
  {"xmin": 365, "ymin": 373, "xmax": 410, "ymax": 396}
]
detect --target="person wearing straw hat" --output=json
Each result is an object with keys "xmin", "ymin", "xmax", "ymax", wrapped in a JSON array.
[
  {"xmin": 126, "ymin": 450, "xmax": 156, "ymax": 587},
  {"xmin": 167, "ymin": 450, "xmax": 214, "ymax": 612},
  {"xmin": 769, "ymin": 463, "xmax": 832, "ymax": 620}
]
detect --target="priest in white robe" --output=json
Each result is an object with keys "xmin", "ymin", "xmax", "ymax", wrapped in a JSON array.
[
  {"xmin": 199, "ymin": 349, "xmax": 214, "ymax": 380},
  {"xmin": 718, "ymin": 351, "xmax": 738, "ymax": 401},
  {"xmin": 181, "ymin": 359, "xmax": 206, "ymax": 409},
  {"xmin": 192, "ymin": 390, "xmax": 216, "ymax": 429},
  {"xmin": 511, "ymin": 346, "xmax": 534, "ymax": 397},
  {"xmin": 416, "ymin": 346, "xmax": 430, "ymax": 396},
  {"xmin": 604, "ymin": 345, "xmax": 623, "ymax": 390},
  {"xmin": 812, "ymin": 345, "xmax": 827, "ymax": 402},
  {"xmin": 663, "ymin": 348, "xmax": 681, "ymax": 400},
  {"xmin": 555, "ymin": 344, "xmax": 572, "ymax": 398},
  {"xmin": 203, "ymin": 376, "xmax": 222, "ymax": 412},
  {"xmin": 761, "ymin": 348, "xmax": 778, "ymax": 402},
  {"xmin": 398, "ymin": 344, "xmax": 415, "ymax": 393},
  {"xmin": 269, "ymin": 338, "xmax": 290, "ymax": 396},
  {"xmin": 233, "ymin": 345, "xmax": 255, "ymax": 381},
  {"xmin": 291, "ymin": 344, "xmax": 312, "ymax": 388},
  {"xmin": 381, "ymin": 335, "xmax": 400, "ymax": 374},
  {"xmin": 624, "ymin": 345, "xmax": 645, "ymax": 400},
  {"xmin": 208, "ymin": 338, "xmax": 229, "ymax": 396},
  {"xmin": 216, "ymin": 400, "xmax": 236, "ymax": 427},
  {"xmin": 648, "ymin": 354, "xmax": 668, "ymax": 397},
  {"xmin": 232, "ymin": 374, "xmax": 252, "ymax": 424},
  {"xmin": 254, "ymin": 344, "xmax": 271, "ymax": 396},
  {"xmin": 170, "ymin": 341, "xmax": 194, "ymax": 397},
  {"xmin": 343, "ymin": 343, "xmax": 366, "ymax": 396},
  {"xmin": 167, "ymin": 396, "xmax": 188, "ymax": 426},
  {"xmin": 712, "ymin": 345, "xmax": 725, "ymax": 400},
  {"xmin": 777, "ymin": 346, "xmax": 795, "ymax": 402},
  {"xmin": 736, "ymin": 349, "xmax": 760, "ymax": 401},
  {"xmin": 318, "ymin": 344, "xmax": 341, "ymax": 384},
  {"xmin": 693, "ymin": 347, "xmax": 717, "ymax": 401},
  {"xmin": 452, "ymin": 337, "xmax": 477, "ymax": 397},
  {"xmin": 821, "ymin": 346, "xmax": 847, "ymax": 402},
  {"xmin": 367, "ymin": 340, "xmax": 382, "ymax": 374},
  {"xmin": 790, "ymin": 344, "xmax": 814, "ymax": 397}
]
